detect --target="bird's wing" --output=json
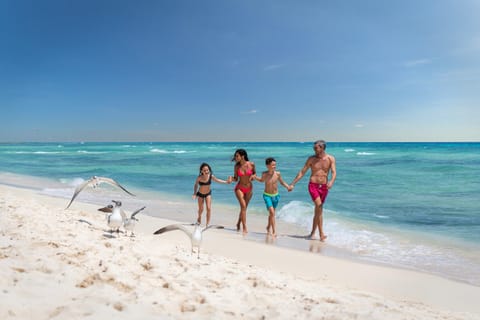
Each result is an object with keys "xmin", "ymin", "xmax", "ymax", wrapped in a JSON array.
[
  {"xmin": 65, "ymin": 178, "xmax": 93, "ymax": 209},
  {"xmin": 153, "ymin": 224, "xmax": 190, "ymax": 236},
  {"xmin": 119, "ymin": 208, "xmax": 127, "ymax": 220},
  {"xmin": 203, "ymin": 225, "xmax": 224, "ymax": 233},
  {"xmin": 97, "ymin": 177, "xmax": 135, "ymax": 196},
  {"xmin": 97, "ymin": 204, "xmax": 114, "ymax": 213},
  {"xmin": 130, "ymin": 206, "xmax": 146, "ymax": 219}
]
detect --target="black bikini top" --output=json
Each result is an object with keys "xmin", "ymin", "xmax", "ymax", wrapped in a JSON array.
[{"xmin": 199, "ymin": 175, "xmax": 212, "ymax": 186}]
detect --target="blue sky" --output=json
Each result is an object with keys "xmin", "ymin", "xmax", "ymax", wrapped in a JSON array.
[{"xmin": 1, "ymin": 0, "xmax": 479, "ymax": 142}]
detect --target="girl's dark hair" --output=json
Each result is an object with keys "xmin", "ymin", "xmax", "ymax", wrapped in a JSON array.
[
  {"xmin": 199, "ymin": 162, "xmax": 212, "ymax": 175},
  {"xmin": 231, "ymin": 149, "xmax": 249, "ymax": 162}
]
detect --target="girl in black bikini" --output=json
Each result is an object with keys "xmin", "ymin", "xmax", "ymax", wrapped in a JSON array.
[{"xmin": 192, "ymin": 163, "xmax": 231, "ymax": 226}]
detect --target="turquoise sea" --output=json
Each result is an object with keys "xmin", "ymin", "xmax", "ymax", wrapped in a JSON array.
[{"xmin": 1, "ymin": 142, "xmax": 479, "ymax": 285}]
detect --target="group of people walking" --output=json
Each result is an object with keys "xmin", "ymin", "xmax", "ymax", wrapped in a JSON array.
[{"xmin": 192, "ymin": 140, "xmax": 337, "ymax": 241}]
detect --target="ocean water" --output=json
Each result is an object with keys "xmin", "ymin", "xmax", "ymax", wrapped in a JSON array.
[{"xmin": 1, "ymin": 141, "xmax": 479, "ymax": 285}]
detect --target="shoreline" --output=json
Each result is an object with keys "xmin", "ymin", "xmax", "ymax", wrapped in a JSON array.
[
  {"xmin": 1, "ymin": 183, "xmax": 480, "ymax": 318},
  {"xmin": 2, "ymin": 171, "xmax": 480, "ymax": 288}
]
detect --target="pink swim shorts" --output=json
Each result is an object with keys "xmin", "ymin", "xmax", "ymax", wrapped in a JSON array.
[{"xmin": 308, "ymin": 182, "xmax": 329, "ymax": 203}]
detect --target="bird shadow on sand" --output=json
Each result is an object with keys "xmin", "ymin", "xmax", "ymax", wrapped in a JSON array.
[
  {"xmin": 77, "ymin": 219, "xmax": 93, "ymax": 226},
  {"xmin": 102, "ymin": 230, "xmax": 124, "ymax": 238}
]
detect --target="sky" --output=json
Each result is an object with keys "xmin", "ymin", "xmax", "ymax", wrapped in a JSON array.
[{"xmin": 1, "ymin": 0, "xmax": 479, "ymax": 142}]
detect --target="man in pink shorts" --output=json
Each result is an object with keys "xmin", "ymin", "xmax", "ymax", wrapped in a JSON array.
[
  {"xmin": 308, "ymin": 181, "xmax": 329, "ymax": 203},
  {"xmin": 289, "ymin": 140, "xmax": 336, "ymax": 241}
]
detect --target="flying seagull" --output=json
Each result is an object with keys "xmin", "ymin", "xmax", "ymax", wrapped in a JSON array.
[
  {"xmin": 153, "ymin": 223, "xmax": 224, "ymax": 258},
  {"xmin": 65, "ymin": 176, "xmax": 135, "ymax": 209}
]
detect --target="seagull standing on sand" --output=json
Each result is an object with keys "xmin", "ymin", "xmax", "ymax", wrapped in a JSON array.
[
  {"xmin": 102, "ymin": 200, "xmax": 126, "ymax": 235},
  {"xmin": 153, "ymin": 224, "xmax": 224, "ymax": 258},
  {"xmin": 65, "ymin": 176, "xmax": 135, "ymax": 209},
  {"xmin": 98, "ymin": 203, "xmax": 146, "ymax": 237}
]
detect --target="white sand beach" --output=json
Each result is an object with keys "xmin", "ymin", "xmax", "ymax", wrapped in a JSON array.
[{"xmin": 1, "ymin": 183, "xmax": 479, "ymax": 319}]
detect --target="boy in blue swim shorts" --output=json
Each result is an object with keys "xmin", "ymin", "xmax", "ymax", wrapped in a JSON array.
[{"xmin": 254, "ymin": 157, "xmax": 292, "ymax": 236}]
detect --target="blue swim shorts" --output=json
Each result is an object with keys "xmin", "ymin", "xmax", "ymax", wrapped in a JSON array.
[{"xmin": 263, "ymin": 192, "xmax": 280, "ymax": 209}]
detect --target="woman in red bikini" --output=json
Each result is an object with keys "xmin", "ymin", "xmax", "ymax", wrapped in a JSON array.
[{"xmin": 230, "ymin": 149, "xmax": 256, "ymax": 233}]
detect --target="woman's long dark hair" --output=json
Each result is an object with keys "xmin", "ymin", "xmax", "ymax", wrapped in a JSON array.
[{"xmin": 231, "ymin": 149, "xmax": 249, "ymax": 162}]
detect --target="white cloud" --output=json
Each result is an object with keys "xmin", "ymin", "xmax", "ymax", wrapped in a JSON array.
[
  {"xmin": 263, "ymin": 64, "xmax": 284, "ymax": 71},
  {"xmin": 404, "ymin": 59, "xmax": 432, "ymax": 67},
  {"xmin": 242, "ymin": 109, "xmax": 259, "ymax": 114},
  {"xmin": 355, "ymin": 124, "xmax": 364, "ymax": 128}
]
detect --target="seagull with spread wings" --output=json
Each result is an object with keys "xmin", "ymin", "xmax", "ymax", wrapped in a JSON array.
[
  {"xmin": 65, "ymin": 176, "xmax": 135, "ymax": 209},
  {"xmin": 153, "ymin": 223, "xmax": 224, "ymax": 258},
  {"xmin": 123, "ymin": 206, "xmax": 146, "ymax": 237}
]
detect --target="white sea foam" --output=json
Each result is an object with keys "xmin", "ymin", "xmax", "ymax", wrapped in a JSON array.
[
  {"xmin": 321, "ymin": 219, "xmax": 480, "ymax": 286},
  {"xmin": 276, "ymin": 202, "xmax": 480, "ymax": 284},
  {"xmin": 277, "ymin": 201, "xmax": 314, "ymax": 228},
  {"xmin": 357, "ymin": 152, "xmax": 376, "ymax": 156},
  {"xmin": 150, "ymin": 149, "xmax": 190, "ymax": 154},
  {"xmin": 276, "ymin": 203, "xmax": 459, "ymax": 278},
  {"xmin": 10, "ymin": 151, "xmax": 64, "ymax": 154},
  {"xmin": 59, "ymin": 177, "xmax": 85, "ymax": 187},
  {"xmin": 344, "ymin": 148, "xmax": 355, "ymax": 152},
  {"xmin": 77, "ymin": 150, "xmax": 107, "ymax": 154}
]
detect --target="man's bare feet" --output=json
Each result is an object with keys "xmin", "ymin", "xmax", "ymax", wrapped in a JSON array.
[{"xmin": 305, "ymin": 233, "xmax": 326, "ymax": 241}]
